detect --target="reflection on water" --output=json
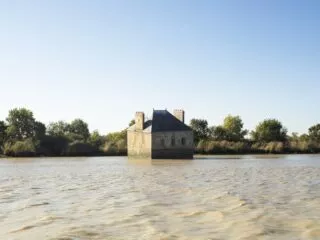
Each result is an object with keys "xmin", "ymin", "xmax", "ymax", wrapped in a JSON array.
[{"xmin": 0, "ymin": 155, "xmax": 319, "ymax": 240}]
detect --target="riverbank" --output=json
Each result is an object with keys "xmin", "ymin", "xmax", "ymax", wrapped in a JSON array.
[{"xmin": 195, "ymin": 140, "xmax": 320, "ymax": 155}]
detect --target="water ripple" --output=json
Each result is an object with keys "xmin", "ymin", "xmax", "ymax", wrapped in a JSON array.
[{"xmin": 0, "ymin": 155, "xmax": 319, "ymax": 240}]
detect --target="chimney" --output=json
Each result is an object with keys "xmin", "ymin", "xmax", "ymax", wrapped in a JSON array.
[
  {"xmin": 173, "ymin": 109, "xmax": 185, "ymax": 123},
  {"xmin": 135, "ymin": 112, "xmax": 144, "ymax": 130}
]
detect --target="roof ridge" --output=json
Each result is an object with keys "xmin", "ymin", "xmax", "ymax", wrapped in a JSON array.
[{"xmin": 151, "ymin": 109, "xmax": 191, "ymax": 132}]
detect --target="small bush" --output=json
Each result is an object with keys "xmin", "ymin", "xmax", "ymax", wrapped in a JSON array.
[
  {"xmin": 102, "ymin": 140, "xmax": 127, "ymax": 156},
  {"xmin": 196, "ymin": 140, "xmax": 207, "ymax": 154},
  {"xmin": 263, "ymin": 141, "xmax": 284, "ymax": 153},
  {"xmin": 4, "ymin": 139, "xmax": 36, "ymax": 157}
]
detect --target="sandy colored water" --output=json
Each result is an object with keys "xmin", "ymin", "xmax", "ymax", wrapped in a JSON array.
[{"xmin": 0, "ymin": 155, "xmax": 319, "ymax": 240}]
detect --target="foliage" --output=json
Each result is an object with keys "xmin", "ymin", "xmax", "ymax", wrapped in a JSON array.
[
  {"xmin": 34, "ymin": 121, "xmax": 46, "ymax": 139},
  {"xmin": 4, "ymin": 139, "xmax": 36, "ymax": 157},
  {"xmin": 289, "ymin": 132, "xmax": 300, "ymax": 141},
  {"xmin": 47, "ymin": 121, "xmax": 70, "ymax": 137},
  {"xmin": 67, "ymin": 141, "xmax": 99, "ymax": 156},
  {"xmin": 5, "ymin": 108, "xmax": 38, "ymax": 142},
  {"xmin": 37, "ymin": 135, "xmax": 69, "ymax": 156},
  {"xmin": 103, "ymin": 130, "xmax": 127, "ymax": 155},
  {"xmin": 208, "ymin": 115, "xmax": 247, "ymax": 142},
  {"xmin": 223, "ymin": 115, "xmax": 248, "ymax": 141},
  {"xmin": 103, "ymin": 142, "xmax": 118, "ymax": 155},
  {"xmin": 106, "ymin": 130, "xmax": 127, "ymax": 143},
  {"xmin": 0, "ymin": 121, "xmax": 7, "ymax": 152},
  {"xmin": 1, "ymin": 107, "xmax": 320, "ymax": 157},
  {"xmin": 196, "ymin": 140, "xmax": 251, "ymax": 154},
  {"xmin": 47, "ymin": 119, "xmax": 90, "ymax": 142},
  {"xmin": 299, "ymin": 134, "xmax": 309, "ymax": 142},
  {"xmin": 194, "ymin": 139, "xmax": 320, "ymax": 154},
  {"xmin": 190, "ymin": 119, "xmax": 209, "ymax": 143},
  {"xmin": 308, "ymin": 124, "xmax": 320, "ymax": 142},
  {"xmin": 68, "ymin": 119, "xmax": 90, "ymax": 142},
  {"xmin": 103, "ymin": 140, "xmax": 127, "ymax": 156},
  {"xmin": 209, "ymin": 126, "xmax": 228, "ymax": 141},
  {"xmin": 88, "ymin": 130, "xmax": 106, "ymax": 149},
  {"xmin": 251, "ymin": 119, "xmax": 287, "ymax": 142},
  {"xmin": 288, "ymin": 140, "xmax": 309, "ymax": 153}
]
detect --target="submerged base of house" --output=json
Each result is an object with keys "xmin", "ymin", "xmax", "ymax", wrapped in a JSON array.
[
  {"xmin": 128, "ymin": 148, "xmax": 194, "ymax": 159},
  {"xmin": 151, "ymin": 149, "xmax": 193, "ymax": 159}
]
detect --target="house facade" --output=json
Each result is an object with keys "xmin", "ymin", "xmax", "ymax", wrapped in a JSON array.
[{"xmin": 127, "ymin": 109, "xmax": 194, "ymax": 159}]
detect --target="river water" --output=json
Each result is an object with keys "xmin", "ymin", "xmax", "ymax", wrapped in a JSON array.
[{"xmin": 0, "ymin": 155, "xmax": 319, "ymax": 240}]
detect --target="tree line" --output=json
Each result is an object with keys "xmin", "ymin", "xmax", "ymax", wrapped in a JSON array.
[
  {"xmin": 0, "ymin": 108, "xmax": 319, "ymax": 157},
  {"xmin": 190, "ymin": 115, "xmax": 320, "ymax": 154},
  {"xmin": 0, "ymin": 108, "xmax": 128, "ymax": 157}
]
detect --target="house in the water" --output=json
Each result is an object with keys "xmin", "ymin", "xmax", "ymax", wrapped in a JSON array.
[{"xmin": 127, "ymin": 109, "xmax": 194, "ymax": 159}]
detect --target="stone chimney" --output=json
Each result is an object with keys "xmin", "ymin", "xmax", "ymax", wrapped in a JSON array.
[
  {"xmin": 135, "ymin": 112, "xmax": 145, "ymax": 130},
  {"xmin": 173, "ymin": 109, "xmax": 185, "ymax": 123}
]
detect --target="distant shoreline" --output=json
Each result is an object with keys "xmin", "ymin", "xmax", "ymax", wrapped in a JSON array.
[{"xmin": 1, "ymin": 108, "xmax": 320, "ymax": 158}]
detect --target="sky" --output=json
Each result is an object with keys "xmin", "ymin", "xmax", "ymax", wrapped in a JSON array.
[{"xmin": 0, "ymin": 0, "xmax": 319, "ymax": 134}]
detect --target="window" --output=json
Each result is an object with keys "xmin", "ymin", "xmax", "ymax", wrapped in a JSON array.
[
  {"xmin": 181, "ymin": 137, "xmax": 186, "ymax": 146},
  {"xmin": 171, "ymin": 137, "xmax": 175, "ymax": 146},
  {"xmin": 160, "ymin": 139, "xmax": 165, "ymax": 147}
]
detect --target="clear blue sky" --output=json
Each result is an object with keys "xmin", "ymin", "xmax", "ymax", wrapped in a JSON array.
[{"xmin": 0, "ymin": 0, "xmax": 319, "ymax": 134}]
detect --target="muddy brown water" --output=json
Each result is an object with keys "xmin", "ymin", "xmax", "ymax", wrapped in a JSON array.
[{"xmin": 0, "ymin": 155, "xmax": 319, "ymax": 240}]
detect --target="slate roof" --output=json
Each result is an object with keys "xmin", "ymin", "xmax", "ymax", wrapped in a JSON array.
[
  {"xmin": 142, "ymin": 120, "xmax": 152, "ymax": 133},
  {"xmin": 127, "ymin": 110, "xmax": 192, "ymax": 133},
  {"xmin": 151, "ymin": 110, "xmax": 192, "ymax": 132}
]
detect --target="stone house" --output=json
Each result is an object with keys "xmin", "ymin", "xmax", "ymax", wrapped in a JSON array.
[{"xmin": 127, "ymin": 109, "xmax": 194, "ymax": 159}]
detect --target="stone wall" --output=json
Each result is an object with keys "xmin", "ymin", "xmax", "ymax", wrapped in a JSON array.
[
  {"xmin": 127, "ymin": 131, "xmax": 151, "ymax": 158},
  {"xmin": 151, "ymin": 131, "xmax": 194, "ymax": 159}
]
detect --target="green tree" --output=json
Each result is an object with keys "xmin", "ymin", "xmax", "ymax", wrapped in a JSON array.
[
  {"xmin": 289, "ymin": 132, "xmax": 300, "ymax": 141},
  {"xmin": 47, "ymin": 121, "xmax": 70, "ymax": 137},
  {"xmin": 6, "ymin": 108, "xmax": 36, "ymax": 142},
  {"xmin": 103, "ymin": 130, "xmax": 127, "ymax": 155},
  {"xmin": 34, "ymin": 121, "xmax": 46, "ymax": 139},
  {"xmin": 209, "ymin": 126, "xmax": 228, "ymax": 141},
  {"xmin": 308, "ymin": 124, "xmax": 320, "ymax": 142},
  {"xmin": 89, "ymin": 130, "xmax": 106, "ymax": 149},
  {"xmin": 190, "ymin": 119, "xmax": 209, "ymax": 143},
  {"xmin": 223, "ymin": 115, "xmax": 248, "ymax": 141},
  {"xmin": 68, "ymin": 119, "xmax": 90, "ymax": 142},
  {"xmin": 106, "ymin": 130, "xmax": 126, "ymax": 143},
  {"xmin": 299, "ymin": 134, "xmax": 309, "ymax": 142},
  {"xmin": 251, "ymin": 119, "xmax": 287, "ymax": 142},
  {"xmin": 0, "ymin": 121, "xmax": 7, "ymax": 152}
]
